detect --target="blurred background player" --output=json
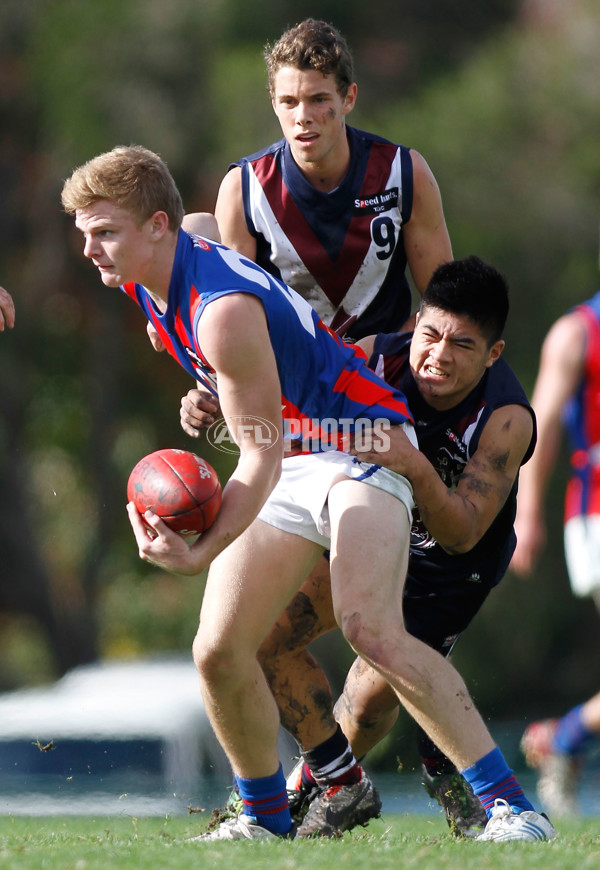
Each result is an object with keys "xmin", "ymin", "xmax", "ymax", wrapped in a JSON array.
[{"xmin": 512, "ymin": 289, "xmax": 600, "ymax": 816}]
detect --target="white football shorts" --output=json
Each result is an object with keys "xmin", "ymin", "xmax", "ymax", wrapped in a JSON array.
[
  {"xmin": 564, "ymin": 514, "xmax": 600, "ymax": 597},
  {"xmin": 257, "ymin": 421, "xmax": 416, "ymax": 548}
]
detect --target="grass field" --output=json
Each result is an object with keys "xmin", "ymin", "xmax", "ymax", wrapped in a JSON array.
[{"xmin": 1, "ymin": 813, "xmax": 600, "ymax": 870}]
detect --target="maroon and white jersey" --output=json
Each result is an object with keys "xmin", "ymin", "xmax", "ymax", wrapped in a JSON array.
[{"xmin": 232, "ymin": 126, "xmax": 414, "ymax": 341}]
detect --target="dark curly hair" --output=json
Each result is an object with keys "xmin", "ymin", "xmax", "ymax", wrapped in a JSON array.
[{"xmin": 264, "ymin": 18, "xmax": 354, "ymax": 98}]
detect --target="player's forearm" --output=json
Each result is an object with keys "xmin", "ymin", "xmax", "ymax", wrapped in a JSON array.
[
  {"xmin": 188, "ymin": 450, "xmax": 282, "ymax": 569},
  {"xmin": 408, "ymin": 455, "xmax": 484, "ymax": 554}
]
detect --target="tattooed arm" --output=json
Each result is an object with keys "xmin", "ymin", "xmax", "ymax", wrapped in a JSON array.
[{"xmin": 353, "ymin": 404, "xmax": 533, "ymax": 554}]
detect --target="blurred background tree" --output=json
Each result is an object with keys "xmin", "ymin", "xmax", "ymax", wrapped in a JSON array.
[{"xmin": 1, "ymin": 0, "xmax": 599, "ymax": 769}]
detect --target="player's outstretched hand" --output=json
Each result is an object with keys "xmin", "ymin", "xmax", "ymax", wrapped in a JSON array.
[
  {"xmin": 349, "ymin": 423, "xmax": 414, "ymax": 474},
  {"xmin": 0, "ymin": 286, "xmax": 15, "ymax": 331},
  {"xmin": 126, "ymin": 502, "xmax": 207, "ymax": 576},
  {"xmin": 180, "ymin": 388, "xmax": 220, "ymax": 437}
]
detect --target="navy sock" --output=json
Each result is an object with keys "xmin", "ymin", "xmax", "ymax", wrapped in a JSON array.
[
  {"xmin": 462, "ymin": 747, "xmax": 535, "ymax": 817},
  {"xmin": 235, "ymin": 764, "xmax": 292, "ymax": 835},
  {"xmin": 302, "ymin": 724, "xmax": 361, "ymax": 785},
  {"xmin": 418, "ymin": 727, "xmax": 457, "ymax": 776}
]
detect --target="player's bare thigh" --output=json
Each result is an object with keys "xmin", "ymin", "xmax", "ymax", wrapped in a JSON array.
[
  {"xmin": 327, "ymin": 479, "xmax": 411, "ymax": 650},
  {"xmin": 197, "ymin": 517, "xmax": 324, "ymax": 655}
]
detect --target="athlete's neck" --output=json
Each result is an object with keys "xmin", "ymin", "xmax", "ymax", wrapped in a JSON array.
[
  {"xmin": 298, "ymin": 152, "xmax": 350, "ymax": 193},
  {"xmin": 292, "ymin": 131, "xmax": 351, "ymax": 193},
  {"xmin": 138, "ymin": 232, "xmax": 178, "ymax": 310}
]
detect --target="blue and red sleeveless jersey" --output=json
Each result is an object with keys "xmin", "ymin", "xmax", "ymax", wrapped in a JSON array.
[
  {"xmin": 562, "ymin": 291, "xmax": 600, "ymax": 519},
  {"xmin": 122, "ymin": 231, "xmax": 412, "ymax": 449},
  {"xmin": 233, "ymin": 126, "xmax": 414, "ymax": 341},
  {"xmin": 370, "ymin": 331, "xmax": 535, "ymax": 588}
]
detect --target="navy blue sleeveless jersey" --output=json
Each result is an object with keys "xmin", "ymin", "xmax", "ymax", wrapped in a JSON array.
[
  {"xmin": 370, "ymin": 332, "xmax": 536, "ymax": 590},
  {"xmin": 233, "ymin": 126, "xmax": 414, "ymax": 341},
  {"xmin": 122, "ymin": 231, "xmax": 412, "ymax": 449}
]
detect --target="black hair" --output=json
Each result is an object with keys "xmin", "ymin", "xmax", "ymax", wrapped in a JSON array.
[{"xmin": 421, "ymin": 255, "xmax": 509, "ymax": 345}]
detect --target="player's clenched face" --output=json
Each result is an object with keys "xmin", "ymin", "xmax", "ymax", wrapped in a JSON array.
[
  {"xmin": 410, "ymin": 306, "xmax": 504, "ymax": 411},
  {"xmin": 272, "ymin": 67, "xmax": 357, "ymax": 177},
  {"xmin": 75, "ymin": 201, "xmax": 165, "ymax": 290}
]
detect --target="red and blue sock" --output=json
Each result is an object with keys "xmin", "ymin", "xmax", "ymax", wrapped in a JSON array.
[
  {"xmin": 553, "ymin": 704, "xmax": 594, "ymax": 755},
  {"xmin": 234, "ymin": 764, "xmax": 293, "ymax": 835},
  {"xmin": 461, "ymin": 747, "xmax": 535, "ymax": 817}
]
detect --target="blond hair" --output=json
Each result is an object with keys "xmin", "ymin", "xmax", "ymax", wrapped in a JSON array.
[{"xmin": 61, "ymin": 145, "xmax": 184, "ymax": 230}]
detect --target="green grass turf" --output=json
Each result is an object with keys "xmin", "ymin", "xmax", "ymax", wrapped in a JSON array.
[{"xmin": 1, "ymin": 814, "xmax": 599, "ymax": 870}]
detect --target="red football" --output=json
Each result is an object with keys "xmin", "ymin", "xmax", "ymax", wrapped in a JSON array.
[{"xmin": 127, "ymin": 448, "xmax": 222, "ymax": 536}]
